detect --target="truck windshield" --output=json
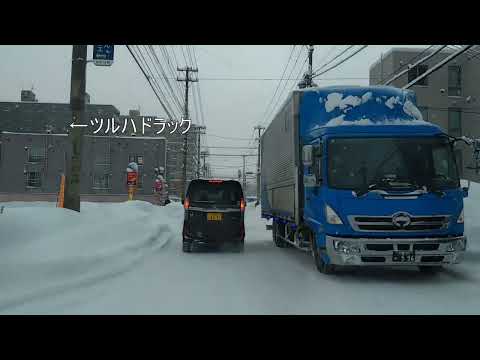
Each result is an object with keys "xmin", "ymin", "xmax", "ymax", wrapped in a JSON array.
[{"xmin": 328, "ymin": 137, "xmax": 460, "ymax": 191}]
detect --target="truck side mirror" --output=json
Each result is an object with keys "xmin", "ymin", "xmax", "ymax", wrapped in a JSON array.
[
  {"xmin": 181, "ymin": 199, "xmax": 184, "ymax": 205},
  {"xmin": 462, "ymin": 187, "xmax": 469, "ymax": 198}
]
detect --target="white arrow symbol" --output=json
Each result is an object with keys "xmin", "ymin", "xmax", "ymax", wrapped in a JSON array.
[{"xmin": 70, "ymin": 122, "xmax": 88, "ymax": 128}]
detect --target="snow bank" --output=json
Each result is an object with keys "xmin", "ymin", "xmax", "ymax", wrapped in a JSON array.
[{"xmin": 0, "ymin": 201, "xmax": 183, "ymax": 312}]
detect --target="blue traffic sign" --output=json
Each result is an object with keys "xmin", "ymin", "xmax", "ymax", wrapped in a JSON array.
[{"xmin": 93, "ymin": 45, "xmax": 114, "ymax": 66}]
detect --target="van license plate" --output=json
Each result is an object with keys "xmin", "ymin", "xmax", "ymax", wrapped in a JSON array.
[
  {"xmin": 207, "ymin": 213, "xmax": 223, "ymax": 221},
  {"xmin": 392, "ymin": 251, "xmax": 415, "ymax": 263}
]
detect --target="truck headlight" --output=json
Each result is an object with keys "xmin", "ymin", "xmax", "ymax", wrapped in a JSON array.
[
  {"xmin": 457, "ymin": 208, "xmax": 464, "ymax": 224},
  {"xmin": 326, "ymin": 204, "xmax": 343, "ymax": 225}
]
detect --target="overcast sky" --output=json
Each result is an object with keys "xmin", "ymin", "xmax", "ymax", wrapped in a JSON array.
[{"xmin": 0, "ymin": 45, "xmax": 425, "ymax": 178}]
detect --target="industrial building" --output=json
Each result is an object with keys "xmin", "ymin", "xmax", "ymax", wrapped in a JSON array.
[{"xmin": 370, "ymin": 47, "xmax": 480, "ymax": 182}]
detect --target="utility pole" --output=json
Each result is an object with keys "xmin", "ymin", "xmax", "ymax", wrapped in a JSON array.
[
  {"xmin": 177, "ymin": 66, "xmax": 198, "ymax": 200},
  {"xmin": 298, "ymin": 45, "xmax": 315, "ymax": 89},
  {"xmin": 200, "ymin": 150, "xmax": 208, "ymax": 177},
  {"xmin": 254, "ymin": 125, "xmax": 264, "ymax": 206},
  {"xmin": 196, "ymin": 126, "xmax": 206, "ymax": 178},
  {"xmin": 64, "ymin": 45, "xmax": 87, "ymax": 212},
  {"xmin": 307, "ymin": 44, "xmax": 314, "ymax": 87},
  {"xmin": 242, "ymin": 154, "xmax": 247, "ymax": 191}
]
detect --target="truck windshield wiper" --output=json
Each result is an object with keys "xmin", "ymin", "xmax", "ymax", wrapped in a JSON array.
[
  {"xmin": 353, "ymin": 182, "xmax": 389, "ymax": 197},
  {"xmin": 353, "ymin": 178, "xmax": 424, "ymax": 198}
]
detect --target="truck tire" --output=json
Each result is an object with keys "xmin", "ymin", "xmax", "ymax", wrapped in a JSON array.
[
  {"xmin": 310, "ymin": 232, "xmax": 336, "ymax": 274},
  {"xmin": 418, "ymin": 265, "xmax": 442, "ymax": 273},
  {"xmin": 233, "ymin": 240, "xmax": 244, "ymax": 253},
  {"xmin": 272, "ymin": 221, "xmax": 287, "ymax": 248}
]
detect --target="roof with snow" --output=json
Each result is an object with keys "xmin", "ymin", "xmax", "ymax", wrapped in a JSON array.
[{"xmin": 296, "ymin": 85, "xmax": 443, "ymax": 140}]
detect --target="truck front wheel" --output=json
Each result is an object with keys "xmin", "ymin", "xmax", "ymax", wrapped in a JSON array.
[{"xmin": 310, "ymin": 232, "xmax": 336, "ymax": 274}]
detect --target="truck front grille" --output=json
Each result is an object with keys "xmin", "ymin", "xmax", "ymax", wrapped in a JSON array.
[{"xmin": 349, "ymin": 215, "xmax": 449, "ymax": 232}]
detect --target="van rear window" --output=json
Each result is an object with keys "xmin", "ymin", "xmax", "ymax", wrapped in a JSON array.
[{"xmin": 187, "ymin": 181, "xmax": 243, "ymax": 207}]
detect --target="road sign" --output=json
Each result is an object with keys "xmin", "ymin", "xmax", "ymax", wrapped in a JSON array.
[{"xmin": 93, "ymin": 45, "xmax": 114, "ymax": 66}]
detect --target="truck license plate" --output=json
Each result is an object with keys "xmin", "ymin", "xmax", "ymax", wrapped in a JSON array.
[
  {"xmin": 207, "ymin": 213, "xmax": 223, "ymax": 221},
  {"xmin": 392, "ymin": 251, "xmax": 416, "ymax": 263}
]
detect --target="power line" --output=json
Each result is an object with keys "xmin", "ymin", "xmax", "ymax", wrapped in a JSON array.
[
  {"xmin": 144, "ymin": 45, "xmax": 184, "ymax": 115},
  {"xmin": 207, "ymin": 134, "xmax": 253, "ymax": 140},
  {"xmin": 313, "ymin": 45, "xmax": 355, "ymax": 74},
  {"xmin": 156, "ymin": 76, "xmax": 376, "ymax": 81},
  {"xmin": 158, "ymin": 45, "xmax": 185, "ymax": 105},
  {"xmin": 261, "ymin": 47, "xmax": 306, "ymax": 126},
  {"xmin": 312, "ymin": 45, "xmax": 369, "ymax": 79},
  {"xmin": 133, "ymin": 45, "xmax": 179, "ymax": 119},
  {"xmin": 259, "ymin": 45, "xmax": 297, "ymax": 126},
  {"xmin": 126, "ymin": 45, "xmax": 175, "ymax": 120},
  {"xmin": 378, "ymin": 45, "xmax": 437, "ymax": 84}
]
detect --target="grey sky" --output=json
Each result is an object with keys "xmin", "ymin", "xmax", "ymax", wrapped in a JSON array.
[{"xmin": 0, "ymin": 45, "xmax": 425, "ymax": 178}]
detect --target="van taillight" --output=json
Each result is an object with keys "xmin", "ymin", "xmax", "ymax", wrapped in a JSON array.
[
  {"xmin": 240, "ymin": 198, "xmax": 246, "ymax": 212},
  {"xmin": 209, "ymin": 179, "xmax": 223, "ymax": 184},
  {"xmin": 184, "ymin": 198, "xmax": 190, "ymax": 209}
]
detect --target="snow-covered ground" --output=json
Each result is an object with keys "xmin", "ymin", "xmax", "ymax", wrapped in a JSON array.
[{"xmin": 1, "ymin": 184, "xmax": 480, "ymax": 314}]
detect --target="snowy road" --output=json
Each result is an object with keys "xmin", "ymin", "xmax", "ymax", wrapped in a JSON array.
[{"xmin": 1, "ymin": 188, "xmax": 480, "ymax": 314}]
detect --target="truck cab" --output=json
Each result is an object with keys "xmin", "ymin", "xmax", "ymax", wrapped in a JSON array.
[{"xmin": 261, "ymin": 86, "xmax": 467, "ymax": 274}]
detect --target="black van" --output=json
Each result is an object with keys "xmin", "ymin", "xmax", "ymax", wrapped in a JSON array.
[{"xmin": 182, "ymin": 179, "xmax": 245, "ymax": 252}]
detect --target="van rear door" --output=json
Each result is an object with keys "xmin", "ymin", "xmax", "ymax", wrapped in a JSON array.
[{"xmin": 186, "ymin": 180, "xmax": 244, "ymax": 242}]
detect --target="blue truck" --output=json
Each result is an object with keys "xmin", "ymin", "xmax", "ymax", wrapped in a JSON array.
[{"xmin": 260, "ymin": 85, "xmax": 468, "ymax": 274}]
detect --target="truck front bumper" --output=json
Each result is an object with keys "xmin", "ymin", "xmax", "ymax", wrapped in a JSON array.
[{"xmin": 325, "ymin": 235, "xmax": 466, "ymax": 266}]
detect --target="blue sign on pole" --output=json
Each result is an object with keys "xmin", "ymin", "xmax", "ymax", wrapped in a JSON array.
[{"xmin": 93, "ymin": 45, "xmax": 114, "ymax": 66}]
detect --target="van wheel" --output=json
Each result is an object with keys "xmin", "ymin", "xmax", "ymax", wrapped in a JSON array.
[
  {"xmin": 233, "ymin": 240, "xmax": 244, "ymax": 253},
  {"xmin": 310, "ymin": 232, "xmax": 336, "ymax": 274},
  {"xmin": 182, "ymin": 240, "xmax": 192, "ymax": 253},
  {"xmin": 418, "ymin": 265, "xmax": 442, "ymax": 273},
  {"xmin": 273, "ymin": 222, "xmax": 287, "ymax": 248}
]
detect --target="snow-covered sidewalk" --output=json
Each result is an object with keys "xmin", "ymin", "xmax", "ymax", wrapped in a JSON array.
[{"xmin": 0, "ymin": 201, "xmax": 182, "ymax": 312}]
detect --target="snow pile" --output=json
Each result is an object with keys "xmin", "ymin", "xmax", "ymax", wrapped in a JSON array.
[
  {"xmin": 0, "ymin": 201, "xmax": 183, "ymax": 312},
  {"xmin": 324, "ymin": 91, "xmax": 373, "ymax": 113},
  {"xmin": 324, "ymin": 115, "xmax": 430, "ymax": 127}
]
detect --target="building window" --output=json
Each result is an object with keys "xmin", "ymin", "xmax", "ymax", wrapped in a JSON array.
[
  {"xmin": 448, "ymin": 66, "xmax": 462, "ymax": 97},
  {"xmin": 448, "ymin": 108, "xmax": 462, "ymax": 137},
  {"xmin": 93, "ymin": 164, "xmax": 111, "ymax": 190},
  {"xmin": 129, "ymin": 154, "xmax": 144, "ymax": 165},
  {"xmin": 28, "ymin": 144, "xmax": 45, "ymax": 163},
  {"xmin": 25, "ymin": 171, "xmax": 42, "ymax": 188},
  {"xmin": 407, "ymin": 64, "xmax": 428, "ymax": 86},
  {"xmin": 418, "ymin": 106, "xmax": 429, "ymax": 121}
]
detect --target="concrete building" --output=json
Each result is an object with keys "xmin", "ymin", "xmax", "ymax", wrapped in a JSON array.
[
  {"xmin": 0, "ymin": 90, "xmax": 202, "ymax": 200},
  {"xmin": 370, "ymin": 47, "xmax": 480, "ymax": 182},
  {"xmin": 0, "ymin": 91, "xmax": 120, "ymax": 135},
  {"xmin": 0, "ymin": 132, "xmax": 166, "ymax": 201}
]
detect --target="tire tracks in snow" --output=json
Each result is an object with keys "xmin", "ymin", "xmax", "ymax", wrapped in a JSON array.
[{"xmin": 0, "ymin": 222, "xmax": 175, "ymax": 313}]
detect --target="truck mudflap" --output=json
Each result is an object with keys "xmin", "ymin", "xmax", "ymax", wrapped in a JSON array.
[{"xmin": 324, "ymin": 235, "xmax": 467, "ymax": 266}]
